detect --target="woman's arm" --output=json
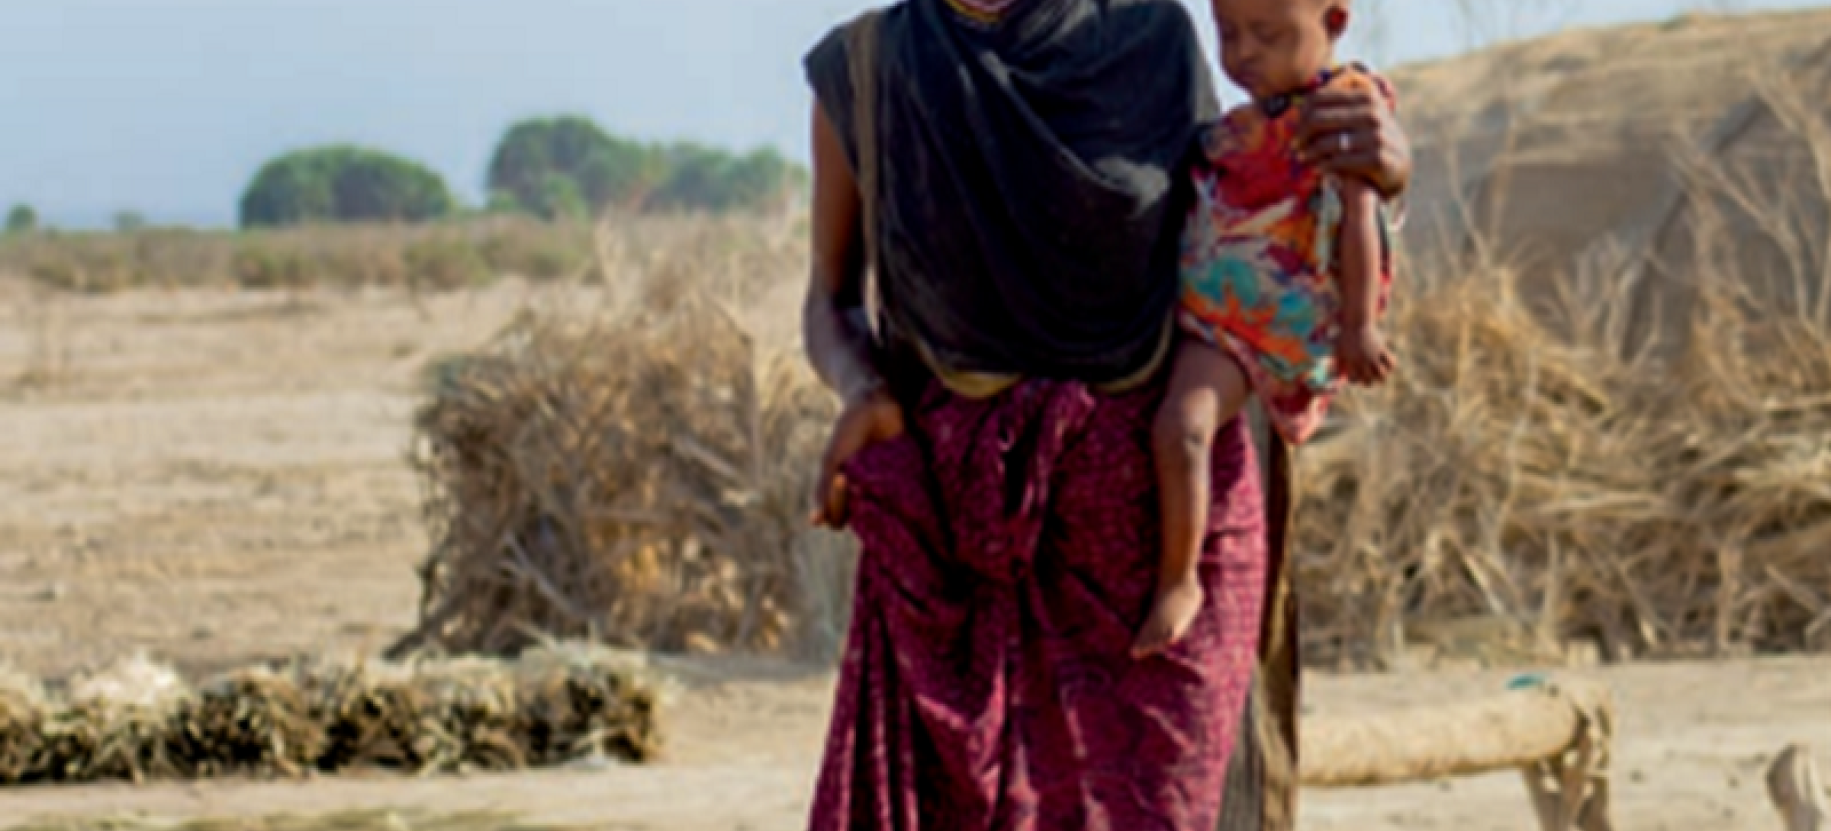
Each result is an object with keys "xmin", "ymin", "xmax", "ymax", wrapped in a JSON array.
[
  {"xmin": 804, "ymin": 102, "xmax": 880, "ymax": 403},
  {"xmin": 804, "ymin": 101, "xmax": 905, "ymax": 528},
  {"xmin": 1298, "ymin": 87, "xmax": 1411, "ymax": 201}
]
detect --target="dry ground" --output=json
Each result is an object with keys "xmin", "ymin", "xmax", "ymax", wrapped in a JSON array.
[{"xmin": 1, "ymin": 279, "xmax": 1827, "ymax": 830}]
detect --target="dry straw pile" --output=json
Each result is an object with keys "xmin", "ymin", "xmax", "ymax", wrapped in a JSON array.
[
  {"xmin": 174, "ymin": 667, "xmax": 324, "ymax": 778},
  {"xmin": 396, "ymin": 217, "xmax": 852, "ymax": 660},
  {"xmin": 0, "ymin": 664, "xmax": 46, "ymax": 783},
  {"xmin": 1300, "ymin": 256, "xmax": 1831, "ymax": 667},
  {"xmin": 0, "ymin": 645, "xmax": 659, "ymax": 786},
  {"xmin": 40, "ymin": 655, "xmax": 190, "ymax": 782},
  {"xmin": 1298, "ymin": 21, "xmax": 1831, "ymax": 667}
]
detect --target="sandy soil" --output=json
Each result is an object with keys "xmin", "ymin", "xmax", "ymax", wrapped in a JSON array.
[{"xmin": 1, "ymin": 280, "xmax": 1827, "ymax": 830}]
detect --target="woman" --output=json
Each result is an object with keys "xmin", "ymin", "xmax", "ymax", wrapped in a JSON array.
[{"xmin": 800, "ymin": 1, "xmax": 1410, "ymax": 828}]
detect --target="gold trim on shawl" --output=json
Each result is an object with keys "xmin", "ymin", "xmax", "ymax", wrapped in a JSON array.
[
  {"xmin": 941, "ymin": 0, "xmax": 1010, "ymax": 25},
  {"xmin": 912, "ymin": 316, "xmax": 1173, "ymax": 401}
]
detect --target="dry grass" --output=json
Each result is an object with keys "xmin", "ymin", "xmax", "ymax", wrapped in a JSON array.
[
  {"xmin": 0, "ymin": 646, "xmax": 659, "ymax": 787},
  {"xmin": 1294, "ymin": 49, "xmax": 1831, "ymax": 668},
  {"xmin": 0, "ymin": 664, "xmax": 46, "ymax": 785},
  {"xmin": 40, "ymin": 656, "xmax": 190, "ymax": 783},
  {"xmin": 395, "ymin": 216, "xmax": 849, "ymax": 661},
  {"xmin": 1298, "ymin": 260, "xmax": 1831, "ymax": 666},
  {"xmin": 0, "ymin": 219, "xmax": 597, "ymax": 294},
  {"xmin": 174, "ymin": 668, "xmax": 325, "ymax": 779}
]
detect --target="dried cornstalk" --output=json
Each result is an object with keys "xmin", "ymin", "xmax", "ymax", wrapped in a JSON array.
[{"xmin": 397, "ymin": 227, "xmax": 847, "ymax": 659}]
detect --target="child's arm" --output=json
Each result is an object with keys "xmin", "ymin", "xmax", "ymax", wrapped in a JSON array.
[{"xmin": 1335, "ymin": 176, "xmax": 1395, "ymax": 386}]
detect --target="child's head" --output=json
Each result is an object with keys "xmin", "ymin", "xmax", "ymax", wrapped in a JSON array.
[{"xmin": 1209, "ymin": 0, "xmax": 1350, "ymax": 102}]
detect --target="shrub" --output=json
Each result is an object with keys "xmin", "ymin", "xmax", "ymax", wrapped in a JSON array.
[
  {"xmin": 487, "ymin": 117, "xmax": 660, "ymax": 221},
  {"xmin": 487, "ymin": 117, "xmax": 802, "ymax": 220},
  {"xmin": 650, "ymin": 146, "xmax": 796, "ymax": 214},
  {"xmin": 6, "ymin": 205, "xmax": 37, "ymax": 234},
  {"xmin": 240, "ymin": 146, "xmax": 454, "ymax": 228},
  {"xmin": 404, "ymin": 238, "xmax": 491, "ymax": 289}
]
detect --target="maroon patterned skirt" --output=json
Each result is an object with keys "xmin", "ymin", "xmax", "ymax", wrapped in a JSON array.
[{"xmin": 809, "ymin": 379, "xmax": 1269, "ymax": 831}]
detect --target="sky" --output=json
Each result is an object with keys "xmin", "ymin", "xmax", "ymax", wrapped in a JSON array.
[{"xmin": 1, "ymin": 0, "xmax": 1821, "ymax": 228}]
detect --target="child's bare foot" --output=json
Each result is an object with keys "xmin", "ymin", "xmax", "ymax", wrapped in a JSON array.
[{"xmin": 1131, "ymin": 579, "xmax": 1205, "ymax": 659}]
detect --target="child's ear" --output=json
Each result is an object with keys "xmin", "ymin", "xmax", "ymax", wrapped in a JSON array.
[{"xmin": 1326, "ymin": 7, "xmax": 1350, "ymax": 40}]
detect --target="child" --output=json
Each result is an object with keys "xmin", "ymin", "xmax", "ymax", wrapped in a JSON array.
[{"xmin": 1135, "ymin": 0, "xmax": 1399, "ymax": 658}]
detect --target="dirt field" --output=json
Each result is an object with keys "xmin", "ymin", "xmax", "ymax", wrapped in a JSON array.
[{"xmin": 2, "ymin": 280, "xmax": 1827, "ymax": 830}]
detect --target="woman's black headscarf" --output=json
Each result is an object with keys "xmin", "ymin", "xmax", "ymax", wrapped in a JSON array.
[{"xmin": 806, "ymin": 0, "xmax": 1219, "ymax": 384}]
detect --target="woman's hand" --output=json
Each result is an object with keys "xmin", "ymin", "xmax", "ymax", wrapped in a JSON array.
[
  {"xmin": 811, "ymin": 385, "xmax": 906, "ymax": 529},
  {"xmin": 1297, "ymin": 87, "xmax": 1412, "ymax": 200}
]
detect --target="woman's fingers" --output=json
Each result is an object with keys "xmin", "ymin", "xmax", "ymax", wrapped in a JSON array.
[
  {"xmin": 1298, "ymin": 99, "xmax": 1380, "ymax": 145},
  {"xmin": 824, "ymin": 474, "xmax": 851, "ymax": 528},
  {"xmin": 813, "ymin": 425, "xmax": 852, "ymax": 528},
  {"xmin": 1301, "ymin": 132, "xmax": 1384, "ymax": 179},
  {"xmin": 1298, "ymin": 93, "xmax": 1379, "ymax": 149},
  {"xmin": 875, "ymin": 402, "xmax": 909, "ymax": 443},
  {"xmin": 1298, "ymin": 87, "xmax": 1409, "ymax": 195},
  {"xmin": 1299, "ymin": 131, "xmax": 1382, "ymax": 178},
  {"xmin": 810, "ymin": 390, "xmax": 908, "ymax": 529},
  {"xmin": 1132, "ymin": 620, "xmax": 1169, "ymax": 660},
  {"xmin": 812, "ymin": 466, "xmax": 851, "ymax": 529}
]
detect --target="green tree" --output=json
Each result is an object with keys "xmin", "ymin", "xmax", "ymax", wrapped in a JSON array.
[
  {"xmin": 487, "ymin": 117, "xmax": 804, "ymax": 218},
  {"xmin": 5, "ymin": 204, "xmax": 38, "ymax": 233},
  {"xmin": 649, "ymin": 143, "xmax": 731, "ymax": 212},
  {"xmin": 649, "ymin": 144, "xmax": 798, "ymax": 214},
  {"xmin": 114, "ymin": 211, "xmax": 148, "ymax": 233},
  {"xmin": 487, "ymin": 116, "xmax": 662, "ymax": 220},
  {"xmin": 240, "ymin": 146, "xmax": 454, "ymax": 228},
  {"xmin": 723, "ymin": 148, "xmax": 796, "ymax": 211}
]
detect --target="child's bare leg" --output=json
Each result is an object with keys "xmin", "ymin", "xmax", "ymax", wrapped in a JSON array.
[{"xmin": 1136, "ymin": 342, "xmax": 1252, "ymax": 658}]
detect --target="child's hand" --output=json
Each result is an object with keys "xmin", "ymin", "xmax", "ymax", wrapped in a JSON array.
[
  {"xmin": 1337, "ymin": 323, "xmax": 1396, "ymax": 387},
  {"xmin": 1132, "ymin": 579, "xmax": 1205, "ymax": 660}
]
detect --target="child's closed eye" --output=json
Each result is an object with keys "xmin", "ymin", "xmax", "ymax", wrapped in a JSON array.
[{"xmin": 1247, "ymin": 23, "xmax": 1287, "ymax": 46}]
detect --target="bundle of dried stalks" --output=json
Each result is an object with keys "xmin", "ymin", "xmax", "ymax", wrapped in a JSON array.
[
  {"xmin": 1300, "ymin": 249, "xmax": 1831, "ymax": 666},
  {"xmin": 40, "ymin": 654, "xmax": 189, "ymax": 783},
  {"xmin": 0, "ymin": 663, "xmax": 45, "ymax": 784},
  {"xmin": 298, "ymin": 658, "xmax": 458, "ymax": 774},
  {"xmin": 294, "ymin": 646, "xmax": 658, "ymax": 776},
  {"xmin": 413, "ymin": 657, "xmax": 527, "ymax": 771},
  {"xmin": 172, "ymin": 667, "xmax": 324, "ymax": 778},
  {"xmin": 515, "ymin": 642, "xmax": 662, "ymax": 764},
  {"xmin": 0, "ymin": 646, "xmax": 658, "ymax": 787},
  {"xmin": 397, "ymin": 255, "xmax": 845, "ymax": 659}
]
